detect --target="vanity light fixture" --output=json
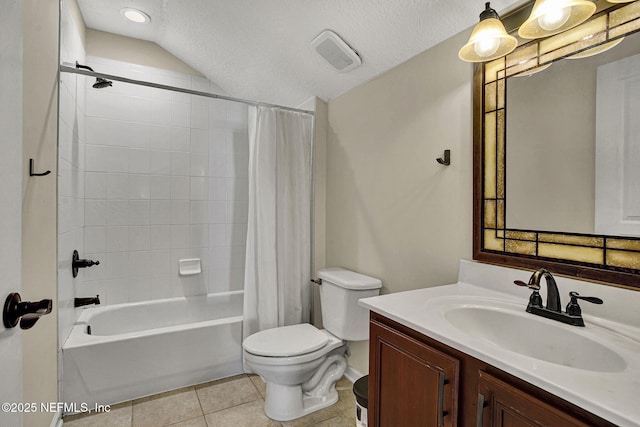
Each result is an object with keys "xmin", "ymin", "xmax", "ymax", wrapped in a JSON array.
[
  {"xmin": 120, "ymin": 7, "xmax": 151, "ymax": 24},
  {"xmin": 518, "ymin": 0, "xmax": 596, "ymax": 39},
  {"xmin": 458, "ymin": 2, "xmax": 518, "ymax": 63},
  {"xmin": 606, "ymin": 0, "xmax": 635, "ymax": 2}
]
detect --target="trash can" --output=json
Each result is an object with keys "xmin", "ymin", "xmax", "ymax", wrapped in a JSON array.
[{"xmin": 353, "ymin": 375, "xmax": 369, "ymax": 427}]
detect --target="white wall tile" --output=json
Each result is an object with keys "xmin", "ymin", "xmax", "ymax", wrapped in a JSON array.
[
  {"xmin": 106, "ymin": 200, "xmax": 129, "ymax": 225},
  {"xmin": 190, "ymin": 201, "xmax": 209, "ymax": 224},
  {"xmin": 150, "ymin": 150, "xmax": 171, "ymax": 175},
  {"xmin": 150, "ymin": 175, "xmax": 171, "ymax": 199},
  {"xmin": 85, "ymin": 200, "xmax": 106, "ymax": 226},
  {"xmin": 148, "ymin": 125, "xmax": 171, "ymax": 150},
  {"xmin": 210, "ymin": 201, "xmax": 227, "ymax": 224},
  {"xmin": 171, "ymin": 102, "xmax": 190, "ymax": 127},
  {"xmin": 129, "ymin": 226, "xmax": 150, "ymax": 251},
  {"xmin": 150, "ymin": 200, "xmax": 171, "ymax": 224},
  {"xmin": 129, "ymin": 148, "xmax": 151, "ymax": 174},
  {"xmin": 171, "ymin": 200, "xmax": 190, "ymax": 224},
  {"xmin": 150, "ymin": 250, "xmax": 171, "ymax": 276},
  {"xmin": 150, "ymin": 225, "xmax": 171, "ymax": 249},
  {"xmin": 79, "ymin": 60, "xmax": 250, "ymax": 307},
  {"xmin": 84, "ymin": 227, "xmax": 106, "ymax": 253},
  {"xmin": 191, "ymin": 96, "xmax": 209, "ymax": 130},
  {"xmin": 170, "ymin": 126, "xmax": 190, "ymax": 152},
  {"xmin": 171, "ymin": 151, "xmax": 190, "ymax": 176},
  {"xmin": 129, "ymin": 200, "xmax": 150, "ymax": 225},
  {"xmin": 129, "ymin": 175, "xmax": 150, "ymax": 199},
  {"xmin": 191, "ymin": 129, "xmax": 208, "ymax": 154},
  {"xmin": 191, "ymin": 154, "xmax": 208, "ymax": 177},
  {"xmin": 106, "ymin": 226, "xmax": 129, "ymax": 252},
  {"xmin": 106, "ymin": 173, "xmax": 129, "ymax": 200},
  {"xmin": 190, "ymin": 177, "xmax": 207, "ymax": 200},
  {"xmin": 85, "ymin": 172, "xmax": 106, "ymax": 199},
  {"xmin": 171, "ymin": 176, "xmax": 190, "ymax": 199},
  {"xmin": 190, "ymin": 224, "xmax": 209, "ymax": 248}
]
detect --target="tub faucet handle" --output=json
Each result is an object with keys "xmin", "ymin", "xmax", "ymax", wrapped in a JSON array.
[{"xmin": 72, "ymin": 250, "xmax": 101, "ymax": 278}]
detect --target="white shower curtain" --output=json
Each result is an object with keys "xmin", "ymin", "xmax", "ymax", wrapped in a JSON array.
[{"xmin": 243, "ymin": 105, "xmax": 313, "ymax": 343}]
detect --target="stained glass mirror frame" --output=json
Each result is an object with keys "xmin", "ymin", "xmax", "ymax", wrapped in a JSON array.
[{"xmin": 473, "ymin": 1, "xmax": 640, "ymax": 288}]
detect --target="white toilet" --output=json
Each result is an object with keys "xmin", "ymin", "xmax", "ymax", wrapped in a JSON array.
[{"xmin": 242, "ymin": 268, "xmax": 382, "ymax": 421}]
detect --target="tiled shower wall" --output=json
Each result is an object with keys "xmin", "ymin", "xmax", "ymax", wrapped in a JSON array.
[
  {"xmin": 79, "ymin": 57, "xmax": 249, "ymax": 306},
  {"xmin": 58, "ymin": 0, "xmax": 86, "ymax": 396}
]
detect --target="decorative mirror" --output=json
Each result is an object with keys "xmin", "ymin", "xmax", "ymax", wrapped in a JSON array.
[{"xmin": 473, "ymin": 0, "xmax": 640, "ymax": 288}]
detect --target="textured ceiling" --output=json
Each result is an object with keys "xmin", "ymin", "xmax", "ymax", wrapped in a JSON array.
[{"xmin": 78, "ymin": 0, "xmax": 524, "ymax": 108}]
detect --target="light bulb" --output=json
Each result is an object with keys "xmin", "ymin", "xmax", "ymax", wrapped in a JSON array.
[
  {"xmin": 474, "ymin": 37, "xmax": 501, "ymax": 58},
  {"xmin": 538, "ymin": 6, "xmax": 571, "ymax": 31}
]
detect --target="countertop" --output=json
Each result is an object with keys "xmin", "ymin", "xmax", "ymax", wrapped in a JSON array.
[{"xmin": 359, "ymin": 260, "xmax": 640, "ymax": 427}]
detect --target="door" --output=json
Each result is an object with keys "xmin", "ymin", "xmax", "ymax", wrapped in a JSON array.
[
  {"xmin": 369, "ymin": 319, "xmax": 459, "ymax": 427},
  {"xmin": 595, "ymin": 52, "xmax": 640, "ymax": 236},
  {"xmin": 0, "ymin": 1, "xmax": 24, "ymax": 426},
  {"xmin": 477, "ymin": 371, "xmax": 590, "ymax": 427}
]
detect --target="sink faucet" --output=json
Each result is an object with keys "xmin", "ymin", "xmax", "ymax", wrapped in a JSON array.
[
  {"xmin": 527, "ymin": 268, "xmax": 561, "ymax": 312},
  {"xmin": 515, "ymin": 268, "xmax": 603, "ymax": 326}
]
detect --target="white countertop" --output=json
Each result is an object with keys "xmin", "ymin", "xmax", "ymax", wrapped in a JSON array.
[{"xmin": 359, "ymin": 260, "xmax": 640, "ymax": 427}]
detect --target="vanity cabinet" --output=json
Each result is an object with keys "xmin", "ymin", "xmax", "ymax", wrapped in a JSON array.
[{"xmin": 369, "ymin": 312, "xmax": 616, "ymax": 427}]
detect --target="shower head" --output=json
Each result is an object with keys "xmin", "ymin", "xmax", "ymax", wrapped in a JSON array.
[
  {"xmin": 75, "ymin": 61, "xmax": 113, "ymax": 89},
  {"xmin": 93, "ymin": 78, "xmax": 113, "ymax": 89}
]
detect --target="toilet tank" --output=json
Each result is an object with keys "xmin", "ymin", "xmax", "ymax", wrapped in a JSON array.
[{"xmin": 317, "ymin": 268, "xmax": 382, "ymax": 341}]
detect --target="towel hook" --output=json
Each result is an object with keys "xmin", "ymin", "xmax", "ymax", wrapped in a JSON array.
[
  {"xmin": 436, "ymin": 149, "xmax": 451, "ymax": 166},
  {"xmin": 29, "ymin": 158, "xmax": 51, "ymax": 177}
]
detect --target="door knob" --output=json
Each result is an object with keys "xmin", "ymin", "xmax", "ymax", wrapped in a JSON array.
[{"xmin": 3, "ymin": 293, "xmax": 52, "ymax": 330}]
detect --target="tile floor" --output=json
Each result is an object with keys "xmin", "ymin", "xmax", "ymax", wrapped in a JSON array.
[{"xmin": 63, "ymin": 374, "xmax": 356, "ymax": 427}]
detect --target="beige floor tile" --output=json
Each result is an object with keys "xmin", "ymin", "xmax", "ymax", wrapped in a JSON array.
[
  {"xmin": 334, "ymin": 376, "xmax": 353, "ymax": 391},
  {"xmin": 204, "ymin": 400, "xmax": 280, "ymax": 427},
  {"xmin": 167, "ymin": 416, "xmax": 207, "ymax": 427},
  {"xmin": 314, "ymin": 409, "xmax": 357, "ymax": 427},
  {"xmin": 196, "ymin": 375, "xmax": 262, "ymax": 414},
  {"xmin": 248, "ymin": 374, "xmax": 267, "ymax": 398},
  {"xmin": 132, "ymin": 387, "xmax": 202, "ymax": 427},
  {"xmin": 281, "ymin": 389, "xmax": 356, "ymax": 427},
  {"xmin": 63, "ymin": 401, "xmax": 132, "ymax": 427}
]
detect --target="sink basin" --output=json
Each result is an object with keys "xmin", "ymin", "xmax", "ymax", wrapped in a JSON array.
[{"xmin": 439, "ymin": 299, "xmax": 627, "ymax": 373}]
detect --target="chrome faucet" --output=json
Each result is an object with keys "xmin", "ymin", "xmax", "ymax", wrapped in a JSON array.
[{"xmin": 515, "ymin": 268, "xmax": 603, "ymax": 327}]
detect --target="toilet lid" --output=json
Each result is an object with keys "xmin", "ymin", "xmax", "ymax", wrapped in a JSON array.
[{"xmin": 243, "ymin": 324, "xmax": 329, "ymax": 357}]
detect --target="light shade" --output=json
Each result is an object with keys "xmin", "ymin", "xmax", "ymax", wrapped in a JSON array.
[
  {"xmin": 606, "ymin": 0, "xmax": 635, "ymax": 3},
  {"xmin": 120, "ymin": 7, "xmax": 151, "ymax": 24},
  {"xmin": 518, "ymin": 0, "xmax": 596, "ymax": 39},
  {"xmin": 459, "ymin": 3, "xmax": 518, "ymax": 63}
]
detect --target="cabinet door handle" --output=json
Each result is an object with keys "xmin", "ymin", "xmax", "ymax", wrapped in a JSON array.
[
  {"xmin": 438, "ymin": 371, "xmax": 446, "ymax": 427},
  {"xmin": 477, "ymin": 393, "xmax": 486, "ymax": 427}
]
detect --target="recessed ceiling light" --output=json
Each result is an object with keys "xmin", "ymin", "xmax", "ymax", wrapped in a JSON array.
[{"xmin": 120, "ymin": 7, "xmax": 151, "ymax": 24}]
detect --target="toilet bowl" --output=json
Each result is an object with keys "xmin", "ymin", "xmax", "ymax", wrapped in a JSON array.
[
  {"xmin": 242, "ymin": 268, "xmax": 382, "ymax": 421},
  {"xmin": 244, "ymin": 324, "xmax": 346, "ymax": 421}
]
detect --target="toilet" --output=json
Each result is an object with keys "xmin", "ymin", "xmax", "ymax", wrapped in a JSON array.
[{"xmin": 242, "ymin": 268, "xmax": 382, "ymax": 421}]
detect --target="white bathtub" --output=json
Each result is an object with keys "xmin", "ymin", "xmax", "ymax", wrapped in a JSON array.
[{"xmin": 62, "ymin": 291, "xmax": 244, "ymax": 409}]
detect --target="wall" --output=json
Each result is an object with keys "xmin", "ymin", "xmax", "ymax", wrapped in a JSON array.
[
  {"xmin": 80, "ymin": 57, "xmax": 248, "ymax": 305},
  {"xmin": 312, "ymin": 98, "xmax": 327, "ymax": 327},
  {"xmin": 326, "ymin": 30, "xmax": 474, "ymax": 374},
  {"xmin": 86, "ymin": 29, "xmax": 205, "ymax": 77},
  {"xmin": 22, "ymin": 0, "xmax": 59, "ymax": 425}
]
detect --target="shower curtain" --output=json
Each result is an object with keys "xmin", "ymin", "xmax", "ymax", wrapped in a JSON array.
[{"xmin": 242, "ymin": 105, "xmax": 313, "ymax": 343}]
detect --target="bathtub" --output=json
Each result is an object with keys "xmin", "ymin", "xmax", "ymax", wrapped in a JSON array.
[{"xmin": 62, "ymin": 291, "xmax": 244, "ymax": 410}]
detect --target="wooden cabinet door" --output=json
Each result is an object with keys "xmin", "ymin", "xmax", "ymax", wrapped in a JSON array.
[
  {"xmin": 369, "ymin": 320, "xmax": 459, "ymax": 427},
  {"xmin": 477, "ymin": 371, "xmax": 591, "ymax": 427}
]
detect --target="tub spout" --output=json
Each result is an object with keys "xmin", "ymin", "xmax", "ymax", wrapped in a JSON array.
[{"xmin": 75, "ymin": 295, "xmax": 100, "ymax": 308}]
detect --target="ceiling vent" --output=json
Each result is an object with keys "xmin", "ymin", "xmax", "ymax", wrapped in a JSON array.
[{"xmin": 311, "ymin": 30, "xmax": 361, "ymax": 73}]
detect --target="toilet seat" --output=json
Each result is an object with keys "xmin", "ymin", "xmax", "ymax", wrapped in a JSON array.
[
  {"xmin": 243, "ymin": 325, "xmax": 343, "ymax": 366},
  {"xmin": 243, "ymin": 324, "xmax": 329, "ymax": 357}
]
